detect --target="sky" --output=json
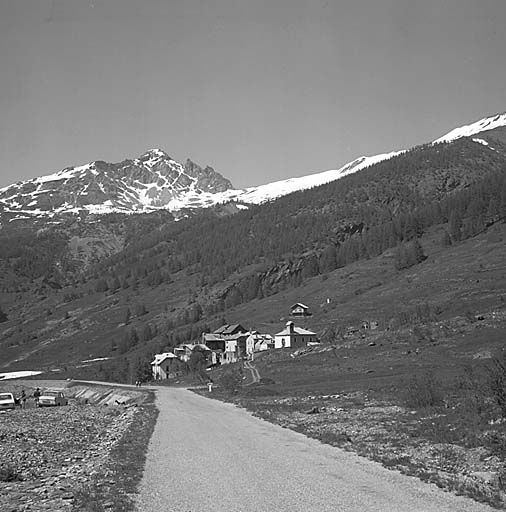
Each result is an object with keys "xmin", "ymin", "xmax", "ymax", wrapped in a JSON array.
[{"xmin": 1, "ymin": 0, "xmax": 506, "ymax": 190}]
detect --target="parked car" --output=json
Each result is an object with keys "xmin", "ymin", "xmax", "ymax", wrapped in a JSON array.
[
  {"xmin": 37, "ymin": 390, "xmax": 68, "ymax": 407},
  {"xmin": 0, "ymin": 392, "xmax": 16, "ymax": 411}
]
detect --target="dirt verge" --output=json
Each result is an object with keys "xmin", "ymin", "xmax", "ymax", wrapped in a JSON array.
[{"xmin": 0, "ymin": 381, "xmax": 158, "ymax": 511}]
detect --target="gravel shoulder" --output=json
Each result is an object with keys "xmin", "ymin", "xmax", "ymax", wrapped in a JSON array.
[
  {"xmin": 0, "ymin": 380, "xmax": 156, "ymax": 512},
  {"xmin": 135, "ymin": 387, "xmax": 495, "ymax": 512}
]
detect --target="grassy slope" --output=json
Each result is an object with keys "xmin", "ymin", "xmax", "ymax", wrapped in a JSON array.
[
  {"xmin": 226, "ymin": 221, "xmax": 506, "ymax": 334},
  {"xmin": 1, "ymin": 219, "xmax": 505, "ymax": 381},
  {"xmin": 209, "ymin": 221, "xmax": 506, "ymax": 398}
]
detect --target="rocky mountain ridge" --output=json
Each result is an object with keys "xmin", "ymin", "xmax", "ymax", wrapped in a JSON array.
[
  {"xmin": 0, "ymin": 149, "xmax": 233, "ymax": 219},
  {"xmin": 0, "ymin": 110, "xmax": 505, "ymax": 221}
]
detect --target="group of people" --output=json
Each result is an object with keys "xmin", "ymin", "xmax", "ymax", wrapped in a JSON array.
[
  {"xmin": 17, "ymin": 388, "xmax": 41, "ymax": 408},
  {"xmin": 135, "ymin": 380, "xmax": 143, "ymax": 387}
]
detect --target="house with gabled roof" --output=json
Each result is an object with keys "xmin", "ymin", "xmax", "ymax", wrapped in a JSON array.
[
  {"xmin": 246, "ymin": 332, "xmax": 274, "ymax": 356},
  {"xmin": 213, "ymin": 324, "xmax": 248, "ymax": 336},
  {"xmin": 151, "ymin": 352, "xmax": 185, "ymax": 380},
  {"xmin": 202, "ymin": 324, "xmax": 249, "ymax": 364},
  {"xmin": 290, "ymin": 303, "xmax": 311, "ymax": 317},
  {"xmin": 274, "ymin": 321, "xmax": 317, "ymax": 349}
]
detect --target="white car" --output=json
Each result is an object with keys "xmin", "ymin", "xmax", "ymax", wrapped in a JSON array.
[
  {"xmin": 37, "ymin": 390, "xmax": 68, "ymax": 407},
  {"xmin": 0, "ymin": 392, "xmax": 16, "ymax": 411}
]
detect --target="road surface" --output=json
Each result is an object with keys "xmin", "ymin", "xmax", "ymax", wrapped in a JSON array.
[{"xmin": 135, "ymin": 387, "xmax": 493, "ymax": 512}]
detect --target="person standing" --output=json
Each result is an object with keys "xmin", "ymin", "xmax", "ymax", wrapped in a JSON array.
[
  {"xmin": 33, "ymin": 388, "xmax": 41, "ymax": 406},
  {"xmin": 20, "ymin": 390, "xmax": 26, "ymax": 409}
]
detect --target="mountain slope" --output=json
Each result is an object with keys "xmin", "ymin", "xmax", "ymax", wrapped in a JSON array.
[
  {"xmin": 0, "ymin": 149, "xmax": 233, "ymax": 218},
  {"xmin": 1, "ymin": 110, "xmax": 506, "ymax": 380},
  {"xmin": 1, "ymin": 110, "xmax": 506, "ymax": 220},
  {"xmin": 228, "ymin": 151, "xmax": 403, "ymax": 204},
  {"xmin": 434, "ymin": 112, "xmax": 506, "ymax": 143},
  {"xmin": 0, "ymin": 149, "xmax": 403, "ymax": 219}
]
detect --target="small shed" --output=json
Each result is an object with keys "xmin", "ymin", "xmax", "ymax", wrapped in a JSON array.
[{"xmin": 290, "ymin": 303, "xmax": 311, "ymax": 317}]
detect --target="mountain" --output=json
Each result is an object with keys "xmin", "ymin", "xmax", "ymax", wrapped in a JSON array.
[
  {"xmin": 1, "ymin": 110, "xmax": 506, "ymax": 382},
  {"xmin": 2, "ymin": 111, "xmax": 506, "ymax": 221},
  {"xmin": 0, "ymin": 149, "xmax": 404, "ymax": 220},
  {"xmin": 0, "ymin": 149, "xmax": 233, "ymax": 219},
  {"xmin": 225, "ymin": 151, "xmax": 403, "ymax": 204},
  {"xmin": 433, "ymin": 111, "xmax": 506, "ymax": 144}
]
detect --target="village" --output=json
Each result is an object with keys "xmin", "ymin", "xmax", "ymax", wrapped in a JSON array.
[
  {"xmin": 151, "ymin": 302, "xmax": 320, "ymax": 380},
  {"xmin": 151, "ymin": 302, "xmax": 379, "ymax": 380}
]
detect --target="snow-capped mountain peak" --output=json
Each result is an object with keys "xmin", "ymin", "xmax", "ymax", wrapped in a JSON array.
[
  {"xmin": 0, "ymin": 150, "xmax": 233, "ymax": 218},
  {"xmin": 434, "ymin": 112, "xmax": 506, "ymax": 144},
  {"xmin": 225, "ymin": 151, "xmax": 403, "ymax": 205},
  {"xmin": 1, "ymin": 109, "xmax": 505, "ymax": 221}
]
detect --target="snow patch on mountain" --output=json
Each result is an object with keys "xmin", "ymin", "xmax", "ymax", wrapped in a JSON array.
[
  {"xmin": 3, "ymin": 108, "xmax": 505, "ymax": 220},
  {"xmin": 226, "ymin": 151, "xmax": 403, "ymax": 205},
  {"xmin": 0, "ymin": 149, "xmax": 235, "ymax": 219},
  {"xmin": 0, "ymin": 147, "xmax": 404, "ymax": 219},
  {"xmin": 434, "ymin": 112, "xmax": 506, "ymax": 144}
]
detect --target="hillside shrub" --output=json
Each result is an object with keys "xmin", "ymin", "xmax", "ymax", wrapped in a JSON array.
[
  {"xmin": 219, "ymin": 368, "xmax": 243, "ymax": 395},
  {"xmin": 489, "ymin": 351, "xmax": 506, "ymax": 416},
  {"xmin": 403, "ymin": 371, "xmax": 444, "ymax": 409}
]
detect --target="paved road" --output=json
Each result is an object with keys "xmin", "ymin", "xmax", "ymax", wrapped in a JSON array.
[{"xmin": 135, "ymin": 388, "xmax": 493, "ymax": 512}]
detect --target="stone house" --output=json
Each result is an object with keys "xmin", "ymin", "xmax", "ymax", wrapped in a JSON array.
[
  {"xmin": 202, "ymin": 324, "xmax": 249, "ymax": 364},
  {"xmin": 151, "ymin": 352, "xmax": 185, "ymax": 380},
  {"xmin": 245, "ymin": 332, "xmax": 274, "ymax": 356},
  {"xmin": 274, "ymin": 321, "xmax": 317, "ymax": 349}
]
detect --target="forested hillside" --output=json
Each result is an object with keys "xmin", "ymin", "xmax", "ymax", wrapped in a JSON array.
[
  {"xmin": 1, "ymin": 136, "xmax": 506, "ymax": 380},
  {"xmin": 93, "ymin": 138, "xmax": 506, "ymax": 309}
]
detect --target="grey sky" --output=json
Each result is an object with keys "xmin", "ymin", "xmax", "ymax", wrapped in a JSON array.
[{"xmin": 1, "ymin": 0, "xmax": 505, "ymax": 189}]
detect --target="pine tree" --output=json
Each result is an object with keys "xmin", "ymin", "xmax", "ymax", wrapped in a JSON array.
[
  {"xmin": 109, "ymin": 275, "xmax": 120, "ymax": 293},
  {"xmin": 410, "ymin": 239, "xmax": 427, "ymax": 264},
  {"xmin": 95, "ymin": 279, "xmax": 108, "ymax": 293},
  {"xmin": 122, "ymin": 307, "xmax": 131, "ymax": 325},
  {"xmin": 319, "ymin": 245, "xmax": 337, "ymax": 274},
  {"xmin": 448, "ymin": 211, "xmax": 462, "ymax": 242},
  {"xmin": 301, "ymin": 254, "xmax": 319, "ymax": 278},
  {"xmin": 394, "ymin": 244, "xmax": 409, "ymax": 271},
  {"xmin": 440, "ymin": 230, "xmax": 452, "ymax": 247},
  {"xmin": 135, "ymin": 358, "xmax": 152, "ymax": 383}
]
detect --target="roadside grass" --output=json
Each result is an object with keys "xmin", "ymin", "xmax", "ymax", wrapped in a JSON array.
[{"xmin": 72, "ymin": 390, "xmax": 158, "ymax": 512}]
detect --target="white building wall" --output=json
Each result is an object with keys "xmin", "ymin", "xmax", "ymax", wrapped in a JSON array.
[{"xmin": 275, "ymin": 335, "xmax": 292, "ymax": 349}]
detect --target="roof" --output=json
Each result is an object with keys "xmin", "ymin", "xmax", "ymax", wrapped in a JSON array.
[
  {"xmin": 291, "ymin": 303, "xmax": 309, "ymax": 310},
  {"xmin": 151, "ymin": 352, "xmax": 176, "ymax": 365},
  {"xmin": 275, "ymin": 326, "xmax": 316, "ymax": 336},
  {"xmin": 203, "ymin": 333, "xmax": 226, "ymax": 342},
  {"xmin": 254, "ymin": 338, "xmax": 274, "ymax": 348},
  {"xmin": 192, "ymin": 343, "xmax": 212, "ymax": 352},
  {"xmin": 248, "ymin": 333, "xmax": 273, "ymax": 341},
  {"xmin": 213, "ymin": 324, "xmax": 247, "ymax": 335},
  {"xmin": 175, "ymin": 343, "xmax": 211, "ymax": 352}
]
